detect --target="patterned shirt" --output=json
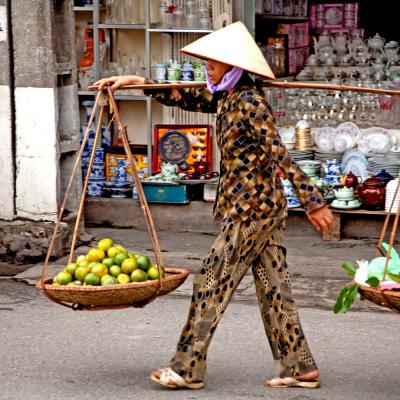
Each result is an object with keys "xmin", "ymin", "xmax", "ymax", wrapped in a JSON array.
[{"xmin": 145, "ymin": 84, "xmax": 325, "ymax": 222}]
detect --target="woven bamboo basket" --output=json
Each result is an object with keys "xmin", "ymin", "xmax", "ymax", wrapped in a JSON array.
[
  {"xmin": 358, "ymin": 285, "xmax": 400, "ymax": 312},
  {"xmin": 39, "ymin": 268, "xmax": 189, "ymax": 308},
  {"xmin": 356, "ymin": 169, "xmax": 400, "ymax": 313},
  {"xmin": 38, "ymin": 89, "xmax": 190, "ymax": 310}
]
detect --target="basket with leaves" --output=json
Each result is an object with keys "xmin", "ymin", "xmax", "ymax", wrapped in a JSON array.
[{"xmin": 334, "ymin": 176, "xmax": 400, "ymax": 314}]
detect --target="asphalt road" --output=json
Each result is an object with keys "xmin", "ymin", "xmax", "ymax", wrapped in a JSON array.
[{"xmin": 1, "ymin": 279, "xmax": 399, "ymax": 400}]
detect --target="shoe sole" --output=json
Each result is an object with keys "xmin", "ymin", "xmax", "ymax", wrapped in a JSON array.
[{"xmin": 149, "ymin": 373, "xmax": 204, "ymax": 390}]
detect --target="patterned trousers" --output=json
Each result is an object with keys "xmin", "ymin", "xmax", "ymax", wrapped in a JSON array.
[{"xmin": 170, "ymin": 215, "xmax": 317, "ymax": 383}]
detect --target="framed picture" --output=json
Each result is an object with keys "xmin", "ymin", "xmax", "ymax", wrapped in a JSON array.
[
  {"xmin": 152, "ymin": 124, "xmax": 213, "ymax": 175},
  {"xmin": 266, "ymin": 34, "xmax": 289, "ymax": 77}
]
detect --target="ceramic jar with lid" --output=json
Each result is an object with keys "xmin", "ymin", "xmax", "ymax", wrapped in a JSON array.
[
  {"xmin": 374, "ymin": 169, "xmax": 394, "ymax": 185},
  {"xmin": 356, "ymin": 177, "xmax": 386, "ymax": 210}
]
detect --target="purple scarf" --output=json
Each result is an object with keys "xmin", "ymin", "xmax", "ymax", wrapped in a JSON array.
[{"xmin": 205, "ymin": 66, "xmax": 244, "ymax": 94}]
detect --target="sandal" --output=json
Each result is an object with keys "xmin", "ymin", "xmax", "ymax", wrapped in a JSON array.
[
  {"xmin": 149, "ymin": 368, "xmax": 204, "ymax": 390},
  {"xmin": 264, "ymin": 377, "xmax": 320, "ymax": 389}
]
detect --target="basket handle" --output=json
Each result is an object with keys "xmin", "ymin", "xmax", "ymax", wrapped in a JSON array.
[
  {"xmin": 40, "ymin": 91, "xmax": 103, "ymax": 285},
  {"xmin": 107, "ymin": 88, "xmax": 164, "ymax": 293},
  {"xmin": 376, "ymin": 177, "xmax": 400, "ymax": 281}
]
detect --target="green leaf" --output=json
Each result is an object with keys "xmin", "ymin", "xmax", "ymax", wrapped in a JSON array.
[
  {"xmin": 341, "ymin": 262, "xmax": 356, "ymax": 277},
  {"xmin": 387, "ymin": 272, "xmax": 400, "ymax": 284},
  {"xmin": 333, "ymin": 283, "xmax": 359, "ymax": 314},
  {"xmin": 333, "ymin": 286, "xmax": 349, "ymax": 314},
  {"xmin": 365, "ymin": 277, "xmax": 380, "ymax": 288},
  {"xmin": 344, "ymin": 283, "xmax": 359, "ymax": 309}
]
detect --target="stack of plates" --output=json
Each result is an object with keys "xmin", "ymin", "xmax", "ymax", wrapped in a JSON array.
[
  {"xmin": 295, "ymin": 127, "xmax": 314, "ymax": 150},
  {"xmin": 368, "ymin": 154, "xmax": 400, "ymax": 176},
  {"xmin": 288, "ymin": 149, "xmax": 314, "ymax": 161},
  {"xmin": 385, "ymin": 178, "xmax": 400, "ymax": 213},
  {"xmin": 314, "ymin": 150, "xmax": 344, "ymax": 162}
]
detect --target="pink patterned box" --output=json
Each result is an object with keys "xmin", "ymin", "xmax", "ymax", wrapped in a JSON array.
[
  {"xmin": 277, "ymin": 22, "xmax": 309, "ymax": 48},
  {"xmin": 323, "ymin": 4, "xmax": 344, "ymax": 28}
]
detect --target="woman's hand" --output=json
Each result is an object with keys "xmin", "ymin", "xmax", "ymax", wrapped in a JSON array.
[
  {"xmin": 93, "ymin": 75, "xmax": 145, "ymax": 91},
  {"xmin": 307, "ymin": 206, "xmax": 334, "ymax": 236}
]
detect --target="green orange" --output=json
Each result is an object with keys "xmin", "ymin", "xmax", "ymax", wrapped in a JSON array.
[
  {"xmin": 136, "ymin": 255, "xmax": 151, "ymax": 271},
  {"xmin": 109, "ymin": 265, "xmax": 122, "ymax": 278},
  {"xmin": 131, "ymin": 269, "xmax": 147, "ymax": 282},
  {"xmin": 117, "ymin": 273, "xmax": 131, "ymax": 284},
  {"xmin": 114, "ymin": 252, "xmax": 129, "ymax": 266},
  {"xmin": 84, "ymin": 273, "xmax": 100, "ymax": 286}
]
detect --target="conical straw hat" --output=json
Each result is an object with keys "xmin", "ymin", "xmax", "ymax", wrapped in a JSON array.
[{"xmin": 180, "ymin": 21, "xmax": 275, "ymax": 80}]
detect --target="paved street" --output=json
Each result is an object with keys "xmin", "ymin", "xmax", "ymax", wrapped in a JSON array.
[{"xmin": 1, "ymin": 228, "xmax": 399, "ymax": 400}]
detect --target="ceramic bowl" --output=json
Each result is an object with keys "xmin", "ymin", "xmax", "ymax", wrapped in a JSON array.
[
  {"xmin": 279, "ymin": 126, "xmax": 296, "ymax": 142},
  {"xmin": 285, "ymin": 141, "xmax": 295, "ymax": 150},
  {"xmin": 287, "ymin": 197, "xmax": 301, "ymax": 208},
  {"xmin": 324, "ymin": 175, "xmax": 342, "ymax": 186},
  {"xmin": 334, "ymin": 192, "xmax": 355, "ymax": 200}
]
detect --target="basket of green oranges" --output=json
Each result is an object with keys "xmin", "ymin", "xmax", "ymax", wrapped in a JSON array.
[{"xmin": 38, "ymin": 237, "xmax": 189, "ymax": 310}]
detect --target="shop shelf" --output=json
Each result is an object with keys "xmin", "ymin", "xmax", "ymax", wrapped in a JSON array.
[
  {"xmin": 98, "ymin": 23, "xmax": 146, "ymax": 30},
  {"xmin": 148, "ymin": 28, "xmax": 213, "ymax": 34}
]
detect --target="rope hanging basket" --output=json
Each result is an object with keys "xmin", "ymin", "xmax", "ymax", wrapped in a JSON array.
[{"xmin": 38, "ymin": 89, "xmax": 189, "ymax": 311}]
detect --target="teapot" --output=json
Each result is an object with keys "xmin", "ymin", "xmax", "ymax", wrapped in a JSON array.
[
  {"xmin": 374, "ymin": 169, "xmax": 394, "ymax": 185},
  {"xmin": 356, "ymin": 177, "xmax": 386, "ymax": 210},
  {"xmin": 384, "ymin": 41, "xmax": 399, "ymax": 63},
  {"xmin": 349, "ymin": 30, "xmax": 365, "ymax": 53},
  {"xmin": 319, "ymin": 47, "xmax": 335, "ymax": 64},
  {"xmin": 342, "ymin": 171, "xmax": 362, "ymax": 189},
  {"xmin": 367, "ymin": 33, "xmax": 385, "ymax": 51},
  {"xmin": 332, "ymin": 32, "xmax": 348, "ymax": 55},
  {"xmin": 313, "ymin": 31, "xmax": 334, "ymax": 53},
  {"xmin": 333, "ymin": 186, "xmax": 354, "ymax": 200},
  {"xmin": 371, "ymin": 57, "xmax": 386, "ymax": 72}
]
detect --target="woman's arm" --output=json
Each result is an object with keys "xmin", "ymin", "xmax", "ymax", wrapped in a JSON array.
[
  {"xmin": 145, "ymin": 86, "xmax": 217, "ymax": 114},
  {"xmin": 94, "ymin": 75, "xmax": 217, "ymax": 114}
]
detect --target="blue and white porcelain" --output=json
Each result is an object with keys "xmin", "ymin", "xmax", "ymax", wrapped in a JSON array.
[
  {"xmin": 282, "ymin": 179, "xmax": 295, "ymax": 198},
  {"xmin": 94, "ymin": 148, "xmax": 104, "ymax": 163},
  {"xmin": 90, "ymin": 162, "xmax": 105, "ymax": 179},
  {"xmin": 287, "ymin": 197, "xmax": 301, "ymax": 208},
  {"xmin": 80, "ymin": 100, "xmax": 111, "ymax": 148},
  {"xmin": 115, "ymin": 158, "xmax": 127, "ymax": 183},
  {"xmin": 323, "ymin": 175, "xmax": 341, "ymax": 186},
  {"xmin": 322, "ymin": 159, "xmax": 343, "ymax": 175},
  {"xmin": 86, "ymin": 179, "xmax": 105, "ymax": 197}
]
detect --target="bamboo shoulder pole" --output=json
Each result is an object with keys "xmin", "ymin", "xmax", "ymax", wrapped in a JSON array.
[{"xmin": 89, "ymin": 80, "xmax": 400, "ymax": 96}]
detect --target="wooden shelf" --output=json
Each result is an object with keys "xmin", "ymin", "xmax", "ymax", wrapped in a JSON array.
[
  {"xmin": 148, "ymin": 28, "xmax": 213, "ymax": 33},
  {"xmin": 73, "ymin": 6, "xmax": 93, "ymax": 11},
  {"xmin": 257, "ymin": 14, "xmax": 308, "ymax": 21},
  {"xmin": 289, "ymin": 206, "xmax": 387, "ymax": 215},
  {"xmin": 98, "ymin": 23, "xmax": 146, "ymax": 30}
]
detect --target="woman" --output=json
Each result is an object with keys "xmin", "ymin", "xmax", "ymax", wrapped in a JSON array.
[{"xmin": 96, "ymin": 22, "xmax": 333, "ymax": 390}]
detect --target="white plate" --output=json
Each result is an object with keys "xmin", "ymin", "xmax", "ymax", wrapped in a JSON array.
[
  {"xmin": 357, "ymin": 127, "xmax": 392, "ymax": 154},
  {"xmin": 342, "ymin": 148, "xmax": 369, "ymax": 167},
  {"xmin": 334, "ymin": 132, "xmax": 354, "ymax": 151},
  {"xmin": 336, "ymin": 122, "xmax": 360, "ymax": 139},
  {"xmin": 315, "ymin": 127, "xmax": 336, "ymax": 152}
]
